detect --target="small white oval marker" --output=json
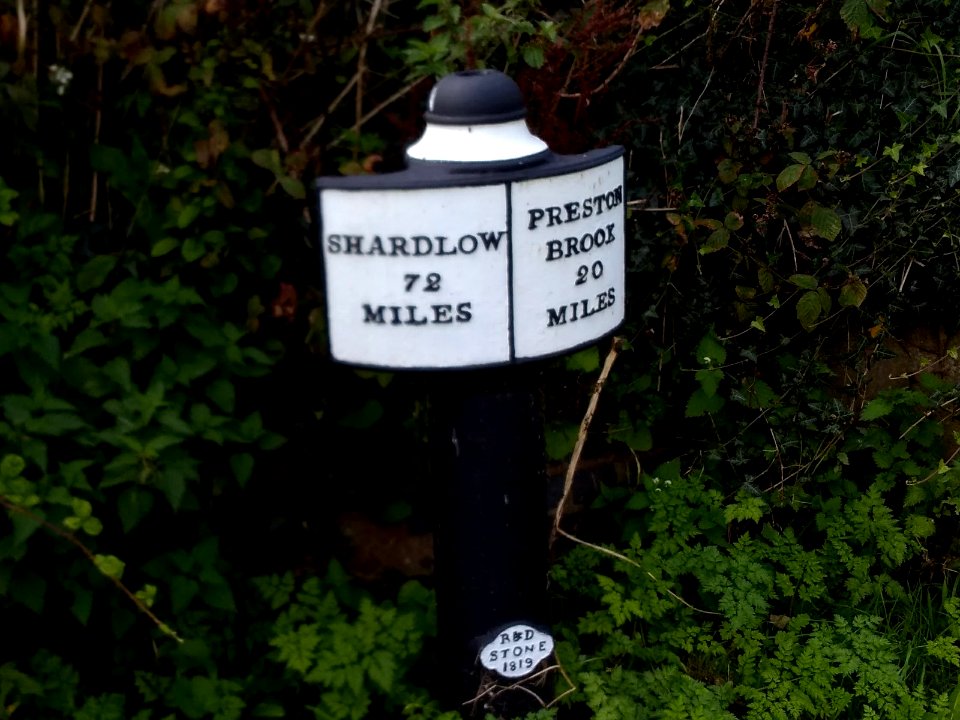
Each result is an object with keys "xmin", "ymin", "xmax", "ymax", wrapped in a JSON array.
[{"xmin": 480, "ymin": 624, "xmax": 554, "ymax": 679}]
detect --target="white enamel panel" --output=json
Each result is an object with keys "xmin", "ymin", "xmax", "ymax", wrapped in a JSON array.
[
  {"xmin": 321, "ymin": 185, "xmax": 510, "ymax": 368},
  {"xmin": 510, "ymin": 157, "xmax": 625, "ymax": 359}
]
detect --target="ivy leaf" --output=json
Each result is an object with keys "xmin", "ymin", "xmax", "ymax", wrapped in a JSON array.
[{"xmin": 796, "ymin": 290, "xmax": 822, "ymax": 330}]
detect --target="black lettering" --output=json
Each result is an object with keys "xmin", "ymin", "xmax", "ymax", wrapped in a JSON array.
[
  {"xmin": 580, "ymin": 231, "xmax": 594, "ymax": 253},
  {"xmin": 605, "ymin": 191, "xmax": 617, "ymax": 208},
  {"xmin": 565, "ymin": 236, "xmax": 580, "ymax": 257},
  {"xmin": 539, "ymin": 640, "xmax": 547, "ymax": 651},
  {"xmin": 606, "ymin": 223, "xmax": 615, "ymax": 244},
  {"xmin": 478, "ymin": 231, "xmax": 505, "ymax": 251},
  {"xmin": 569, "ymin": 301, "xmax": 579, "ymax": 321},
  {"xmin": 580, "ymin": 298, "xmax": 598, "ymax": 319},
  {"xmin": 362, "ymin": 305, "xmax": 385, "ymax": 324},
  {"xmin": 500, "ymin": 633, "xmax": 511, "ymax": 644},
  {"xmin": 596, "ymin": 290, "xmax": 609, "ymax": 311},
  {"xmin": 564, "ymin": 202, "xmax": 581, "ymax": 223},
  {"xmin": 432, "ymin": 304, "xmax": 453, "ymax": 323},
  {"xmin": 456, "ymin": 302, "xmax": 472, "ymax": 322},
  {"xmin": 412, "ymin": 236, "xmax": 432, "ymax": 256},
  {"xmin": 388, "ymin": 306, "xmax": 403, "ymax": 325},
  {"xmin": 547, "ymin": 306, "xmax": 567, "ymax": 327},
  {"xmin": 489, "ymin": 651, "xmax": 499, "ymax": 662},
  {"xmin": 582, "ymin": 198, "xmax": 593, "ymax": 219},
  {"xmin": 546, "ymin": 240, "xmax": 564, "ymax": 262},
  {"xmin": 344, "ymin": 235, "xmax": 362, "ymax": 254},
  {"xmin": 389, "ymin": 236, "xmax": 409, "ymax": 256},
  {"xmin": 608, "ymin": 287, "xmax": 616, "ymax": 306},
  {"xmin": 436, "ymin": 236, "xmax": 457, "ymax": 256},
  {"xmin": 528, "ymin": 208, "xmax": 545, "ymax": 230},
  {"xmin": 512, "ymin": 647, "xmax": 523, "ymax": 657},
  {"xmin": 592, "ymin": 194, "xmax": 604, "ymax": 214},
  {"xmin": 546, "ymin": 207, "xmax": 563, "ymax": 227},
  {"xmin": 524, "ymin": 644, "xmax": 535, "ymax": 653},
  {"xmin": 327, "ymin": 235, "xmax": 342, "ymax": 253},
  {"xmin": 367, "ymin": 235, "xmax": 386, "ymax": 255},
  {"xmin": 614, "ymin": 185, "xmax": 623, "ymax": 205},
  {"xmin": 524, "ymin": 629, "xmax": 534, "ymax": 640},
  {"xmin": 458, "ymin": 234, "xmax": 478, "ymax": 254},
  {"xmin": 405, "ymin": 305, "xmax": 428, "ymax": 325}
]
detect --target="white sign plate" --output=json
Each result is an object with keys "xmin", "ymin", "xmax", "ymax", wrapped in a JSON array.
[
  {"xmin": 479, "ymin": 624, "xmax": 554, "ymax": 679},
  {"xmin": 319, "ymin": 154, "xmax": 624, "ymax": 369}
]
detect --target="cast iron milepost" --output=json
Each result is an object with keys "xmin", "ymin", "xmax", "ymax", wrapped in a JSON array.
[{"xmin": 315, "ymin": 69, "xmax": 626, "ymax": 712}]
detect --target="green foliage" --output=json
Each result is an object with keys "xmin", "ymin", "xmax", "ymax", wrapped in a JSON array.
[{"xmin": 1, "ymin": 0, "xmax": 960, "ymax": 718}]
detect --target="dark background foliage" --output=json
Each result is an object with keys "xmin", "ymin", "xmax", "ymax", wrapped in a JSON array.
[{"xmin": 2, "ymin": 0, "xmax": 960, "ymax": 718}]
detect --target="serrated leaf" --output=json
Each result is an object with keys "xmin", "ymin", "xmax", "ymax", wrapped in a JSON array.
[
  {"xmin": 522, "ymin": 44, "xmax": 545, "ymax": 68},
  {"xmin": 798, "ymin": 165, "xmax": 819, "ymax": 190},
  {"xmin": 861, "ymin": 396, "xmax": 893, "ymax": 420},
  {"xmin": 685, "ymin": 388, "xmax": 725, "ymax": 417},
  {"xmin": 839, "ymin": 276, "xmax": 868, "ymax": 307},
  {"xmin": 808, "ymin": 204, "xmax": 841, "ymax": 241},
  {"xmin": 695, "ymin": 368, "xmax": 723, "ymax": 398},
  {"xmin": 776, "ymin": 163, "xmax": 806, "ymax": 191},
  {"xmin": 696, "ymin": 332, "xmax": 727, "ymax": 365},
  {"xmin": 796, "ymin": 290, "xmax": 822, "ymax": 330},
  {"xmin": 788, "ymin": 274, "xmax": 819, "ymax": 290}
]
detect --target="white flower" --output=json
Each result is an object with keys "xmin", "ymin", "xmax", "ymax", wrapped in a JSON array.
[{"xmin": 49, "ymin": 64, "xmax": 73, "ymax": 96}]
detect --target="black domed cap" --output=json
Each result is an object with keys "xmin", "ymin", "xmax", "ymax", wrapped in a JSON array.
[{"xmin": 423, "ymin": 69, "xmax": 527, "ymax": 125}]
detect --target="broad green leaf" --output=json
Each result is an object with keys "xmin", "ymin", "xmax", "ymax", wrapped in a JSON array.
[
  {"xmin": 798, "ymin": 165, "xmax": 819, "ymax": 190},
  {"xmin": 1, "ymin": 454, "xmax": 25, "ymax": 478},
  {"xmin": 788, "ymin": 273, "xmax": 819, "ymax": 290},
  {"xmin": 151, "ymin": 237, "xmax": 179, "ymax": 257},
  {"xmin": 278, "ymin": 175, "xmax": 305, "ymax": 200},
  {"xmin": 685, "ymin": 387, "xmax": 725, "ymax": 417},
  {"xmin": 94, "ymin": 554, "xmax": 126, "ymax": 580},
  {"xmin": 176, "ymin": 203, "xmax": 201, "ymax": 229},
  {"xmin": 565, "ymin": 347, "xmax": 599, "ymax": 372},
  {"xmin": 76, "ymin": 255, "xmax": 118, "ymax": 292},
  {"xmin": 839, "ymin": 276, "xmax": 868, "ymax": 307},
  {"xmin": 776, "ymin": 163, "xmax": 805, "ymax": 191},
  {"xmin": 181, "ymin": 237, "xmax": 206, "ymax": 262},
  {"xmin": 695, "ymin": 368, "xmax": 723, "ymax": 397},
  {"xmin": 808, "ymin": 204, "xmax": 842, "ymax": 241},
  {"xmin": 796, "ymin": 290, "xmax": 822, "ymax": 330},
  {"xmin": 696, "ymin": 332, "xmax": 727, "ymax": 365},
  {"xmin": 117, "ymin": 487, "xmax": 155, "ymax": 532},
  {"xmin": 230, "ymin": 453, "xmax": 254, "ymax": 487},
  {"xmin": 861, "ymin": 396, "xmax": 893, "ymax": 420},
  {"xmin": 787, "ymin": 151, "xmax": 812, "ymax": 164},
  {"xmin": 522, "ymin": 44, "xmax": 545, "ymax": 68}
]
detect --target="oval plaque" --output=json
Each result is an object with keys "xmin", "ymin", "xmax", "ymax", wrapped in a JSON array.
[{"xmin": 479, "ymin": 624, "xmax": 554, "ymax": 679}]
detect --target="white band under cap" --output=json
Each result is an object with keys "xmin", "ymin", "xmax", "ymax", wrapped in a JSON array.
[{"xmin": 406, "ymin": 119, "xmax": 549, "ymax": 163}]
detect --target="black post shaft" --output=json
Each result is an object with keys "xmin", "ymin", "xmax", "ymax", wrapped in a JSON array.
[{"xmin": 430, "ymin": 369, "xmax": 550, "ymax": 713}]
